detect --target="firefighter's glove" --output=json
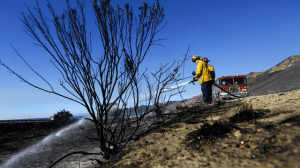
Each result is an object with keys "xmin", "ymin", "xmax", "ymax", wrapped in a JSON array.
[
  {"xmin": 192, "ymin": 71, "xmax": 196, "ymax": 76},
  {"xmin": 191, "ymin": 77, "xmax": 197, "ymax": 85}
]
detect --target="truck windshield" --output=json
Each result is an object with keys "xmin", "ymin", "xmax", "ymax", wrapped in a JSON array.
[
  {"xmin": 220, "ymin": 79, "xmax": 233, "ymax": 85},
  {"xmin": 234, "ymin": 78, "xmax": 246, "ymax": 84}
]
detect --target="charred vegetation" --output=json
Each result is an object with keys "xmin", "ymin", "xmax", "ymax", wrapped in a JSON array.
[{"xmin": 228, "ymin": 104, "xmax": 265, "ymax": 123}]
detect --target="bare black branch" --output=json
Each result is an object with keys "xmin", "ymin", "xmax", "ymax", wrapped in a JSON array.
[{"xmin": 0, "ymin": 0, "xmax": 191, "ymax": 166}]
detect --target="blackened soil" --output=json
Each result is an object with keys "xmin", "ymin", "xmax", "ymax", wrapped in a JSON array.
[
  {"xmin": 185, "ymin": 122, "xmax": 233, "ymax": 148},
  {"xmin": 228, "ymin": 105, "xmax": 265, "ymax": 123}
]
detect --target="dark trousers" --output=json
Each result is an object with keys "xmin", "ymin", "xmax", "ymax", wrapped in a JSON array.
[{"xmin": 201, "ymin": 80, "xmax": 213, "ymax": 104}]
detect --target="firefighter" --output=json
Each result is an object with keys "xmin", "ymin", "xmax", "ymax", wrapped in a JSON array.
[{"xmin": 192, "ymin": 56, "xmax": 215, "ymax": 105}]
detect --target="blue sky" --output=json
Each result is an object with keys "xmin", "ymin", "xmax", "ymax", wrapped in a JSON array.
[{"xmin": 1, "ymin": 0, "xmax": 300, "ymax": 120}]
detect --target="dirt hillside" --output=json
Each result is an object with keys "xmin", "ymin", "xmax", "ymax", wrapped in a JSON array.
[{"xmin": 102, "ymin": 89, "xmax": 300, "ymax": 168}]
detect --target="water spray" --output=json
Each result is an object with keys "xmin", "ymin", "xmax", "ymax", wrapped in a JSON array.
[
  {"xmin": 0, "ymin": 118, "xmax": 87, "ymax": 168},
  {"xmin": 162, "ymin": 81, "xmax": 192, "ymax": 92}
]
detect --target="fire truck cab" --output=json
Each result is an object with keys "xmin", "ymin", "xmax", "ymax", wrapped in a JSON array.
[{"xmin": 212, "ymin": 75, "xmax": 248, "ymax": 101}]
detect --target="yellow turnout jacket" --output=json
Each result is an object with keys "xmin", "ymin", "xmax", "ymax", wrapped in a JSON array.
[{"xmin": 195, "ymin": 61, "xmax": 215, "ymax": 84}]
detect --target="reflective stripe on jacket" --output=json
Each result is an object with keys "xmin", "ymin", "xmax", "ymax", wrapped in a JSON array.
[{"xmin": 195, "ymin": 61, "xmax": 215, "ymax": 84}]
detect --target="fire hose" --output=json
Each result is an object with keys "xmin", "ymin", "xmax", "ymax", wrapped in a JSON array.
[{"xmin": 189, "ymin": 79, "xmax": 243, "ymax": 98}]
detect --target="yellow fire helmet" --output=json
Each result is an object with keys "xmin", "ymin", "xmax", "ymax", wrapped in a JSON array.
[{"xmin": 192, "ymin": 55, "xmax": 201, "ymax": 62}]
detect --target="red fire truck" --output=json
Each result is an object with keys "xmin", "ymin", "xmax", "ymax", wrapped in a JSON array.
[{"xmin": 212, "ymin": 75, "xmax": 248, "ymax": 101}]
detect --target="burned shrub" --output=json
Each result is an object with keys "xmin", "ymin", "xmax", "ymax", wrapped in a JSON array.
[
  {"xmin": 199, "ymin": 122, "xmax": 232, "ymax": 138},
  {"xmin": 229, "ymin": 104, "xmax": 264, "ymax": 123},
  {"xmin": 185, "ymin": 121, "xmax": 232, "ymax": 148},
  {"xmin": 53, "ymin": 109, "xmax": 73, "ymax": 123}
]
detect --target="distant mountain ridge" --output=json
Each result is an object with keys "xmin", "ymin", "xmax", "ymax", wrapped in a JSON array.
[
  {"xmin": 247, "ymin": 55, "xmax": 300, "ymax": 96},
  {"xmin": 73, "ymin": 113, "xmax": 90, "ymax": 117},
  {"xmin": 247, "ymin": 55, "xmax": 300, "ymax": 84}
]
